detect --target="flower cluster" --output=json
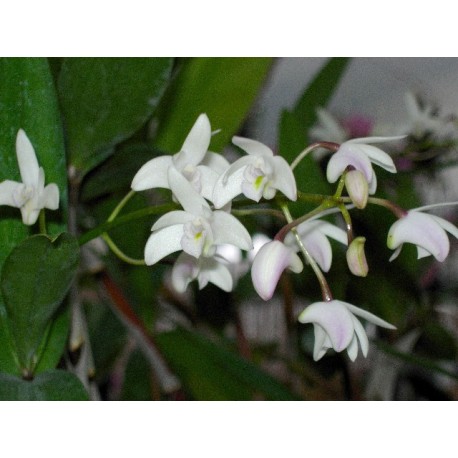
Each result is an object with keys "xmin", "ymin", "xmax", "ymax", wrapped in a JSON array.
[{"xmin": 127, "ymin": 113, "xmax": 458, "ymax": 362}]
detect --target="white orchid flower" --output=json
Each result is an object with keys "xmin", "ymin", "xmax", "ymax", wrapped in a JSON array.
[
  {"xmin": 251, "ymin": 240, "xmax": 303, "ymax": 301},
  {"xmin": 387, "ymin": 206, "xmax": 458, "ymax": 262},
  {"xmin": 298, "ymin": 300, "xmax": 396, "ymax": 361},
  {"xmin": 144, "ymin": 167, "xmax": 252, "ymax": 266},
  {"xmin": 284, "ymin": 219, "xmax": 347, "ymax": 273},
  {"xmin": 212, "ymin": 136, "xmax": 297, "ymax": 209},
  {"xmin": 0, "ymin": 129, "xmax": 59, "ymax": 225},
  {"xmin": 131, "ymin": 113, "xmax": 229, "ymax": 202},
  {"xmin": 171, "ymin": 252, "xmax": 235, "ymax": 293},
  {"xmin": 326, "ymin": 136, "xmax": 402, "ymax": 194}
]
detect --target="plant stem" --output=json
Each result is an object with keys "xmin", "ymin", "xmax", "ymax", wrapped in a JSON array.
[
  {"xmin": 102, "ymin": 233, "xmax": 146, "ymax": 266},
  {"xmin": 290, "ymin": 141, "xmax": 339, "ymax": 171}
]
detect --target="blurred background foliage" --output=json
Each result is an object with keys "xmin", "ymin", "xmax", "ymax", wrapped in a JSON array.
[{"xmin": 0, "ymin": 57, "xmax": 456, "ymax": 400}]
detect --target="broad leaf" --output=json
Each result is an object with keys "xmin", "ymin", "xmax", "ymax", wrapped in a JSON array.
[
  {"xmin": 58, "ymin": 57, "xmax": 174, "ymax": 175},
  {"xmin": 1, "ymin": 233, "xmax": 80, "ymax": 373},
  {"xmin": 156, "ymin": 327, "xmax": 298, "ymax": 400},
  {"xmin": 154, "ymin": 57, "xmax": 273, "ymax": 152},
  {"xmin": 0, "ymin": 369, "xmax": 89, "ymax": 400}
]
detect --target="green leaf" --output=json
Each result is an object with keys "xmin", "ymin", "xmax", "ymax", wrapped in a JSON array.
[
  {"xmin": 1, "ymin": 233, "xmax": 80, "ymax": 373},
  {"xmin": 0, "ymin": 369, "xmax": 89, "ymax": 400},
  {"xmin": 154, "ymin": 58, "xmax": 273, "ymax": 152},
  {"xmin": 58, "ymin": 57, "xmax": 174, "ymax": 175},
  {"xmin": 0, "ymin": 57, "xmax": 68, "ymax": 268},
  {"xmin": 156, "ymin": 327, "xmax": 298, "ymax": 400}
]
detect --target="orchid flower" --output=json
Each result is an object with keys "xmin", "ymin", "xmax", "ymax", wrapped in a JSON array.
[
  {"xmin": 387, "ymin": 206, "xmax": 458, "ymax": 262},
  {"xmin": 251, "ymin": 240, "xmax": 303, "ymax": 301},
  {"xmin": 144, "ymin": 167, "xmax": 252, "ymax": 266},
  {"xmin": 171, "ymin": 252, "xmax": 235, "ymax": 293},
  {"xmin": 326, "ymin": 136, "xmax": 402, "ymax": 194},
  {"xmin": 298, "ymin": 300, "xmax": 396, "ymax": 361},
  {"xmin": 131, "ymin": 113, "xmax": 229, "ymax": 202},
  {"xmin": 0, "ymin": 129, "xmax": 59, "ymax": 225},
  {"xmin": 212, "ymin": 136, "xmax": 297, "ymax": 209},
  {"xmin": 284, "ymin": 219, "xmax": 347, "ymax": 273}
]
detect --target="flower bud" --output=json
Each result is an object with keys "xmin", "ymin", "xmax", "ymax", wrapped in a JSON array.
[
  {"xmin": 345, "ymin": 169, "xmax": 368, "ymax": 209},
  {"xmin": 346, "ymin": 236, "xmax": 368, "ymax": 277}
]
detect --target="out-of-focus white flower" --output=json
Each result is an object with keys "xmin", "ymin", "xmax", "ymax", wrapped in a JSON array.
[
  {"xmin": 400, "ymin": 92, "xmax": 448, "ymax": 139},
  {"xmin": 0, "ymin": 129, "xmax": 59, "ymax": 225},
  {"xmin": 144, "ymin": 167, "xmax": 252, "ymax": 266},
  {"xmin": 131, "ymin": 113, "xmax": 228, "ymax": 202},
  {"xmin": 309, "ymin": 108, "xmax": 348, "ymax": 144},
  {"xmin": 298, "ymin": 299, "xmax": 396, "ymax": 361},
  {"xmin": 326, "ymin": 136, "xmax": 402, "ymax": 194},
  {"xmin": 387, "ymin": 207, "xmax": 458, "ymax": 262},
  {"xmin": 171, "ymin": 252, "xmax": 234, "ymax": 293},
  {"xmin": 285, "ymin": 219, "xmax": 347, "ymax": 273},
  {"xmin": 213, "ymin": 136, "xmax": 297, "ymax": 208},
  {"xmin": 251, "ymin": 240, "xmax": 303, "ymax": 301}
]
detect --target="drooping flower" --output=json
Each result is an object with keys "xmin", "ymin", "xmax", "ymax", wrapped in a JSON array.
[
  {"xmin": 144, "ymin": 167, "xmax": 252, "ymax": 266},
  {"xmin": 326, "ymin": 136, "xmax": 402, "ymax": 194},
  {"xmin": 212, "ymin": 136, "xmax": 297, "ymax": 209},
  {"xmin": 298, "ymin": 300, "xmax": 396, "ymax": 361},
  {"xmin": 171, "ymin": 252, "xmax": 235, "ymax": 293},
  {"xmin": 387, "ymin": 207, "xmax": 458, "ymax": 262},
  {"xmin": 0, "ymin": 129, "xmax": 59, "ymax": 225},
  {"xmin": 284, "ymin": 219, "xmax": 347, "ymax": 273},
  {"xmin": 251, "ymin": 240, "xmax": 303, "ymax": 301},
  {"xmin": 131, "ymin": 113, "xmax": 229, "ymax": 202}
]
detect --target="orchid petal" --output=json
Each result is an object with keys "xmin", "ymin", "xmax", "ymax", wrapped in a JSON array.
[
  {"xmin": 232, "ymin": 136, "xmax": 274, "ymax": 158},
  {"xmin": 20, "ymin": 207, "xmax": 40, "ymax": 226},
  {"xmin": 355, "ymin": 144, "xmax": 396, "ymax": 173},
  {"xmin": 144, "ymin": 224, "xmax": 184, "ymax": 265},
  {"xmin": 168, "ymin": 167, "xmax": 210, "ymax": 215},
  {"xmin": 417, "ymin": 246, "xmax": 431, "ymax": 259},
  {"xmin": 16, "ymin": 129, "xmax": 39, "ymax": 187},
  {"xmin": 200, "ymin": 151, "xmax": 229, "ymax": 174},
  {"xmin": 171, "ymin": 252, "xmax": 199, "ymax": 293},
  {"xmin": 387, "ymin": 211, "xmax": 450, "ymax": 262},
  {"xmin": 179, "ymin": 113, "xmax": 211, "ymax": 166},
  {"xmin": 270, "ymin": 156, "xmax": 297, "ymax": 201},
  {"xmin": 196, "ymin": 165, "xmax": 222, "ymax": 203},
  {"xmin": 212, "ymin": 211, "xmax": 253, "ymax": 251},
  {"xmin": 326, "ymin": 147, "xmax": 374, "ymax": 183},
  {"xmin": 131, "ymin": 155, "xmax": 173, "ymax": 191},
  {"xmin": 312, "ymin": 324, "xmax": 331, "ymax": 361},
  {"xmin": 42, "ymin": 183, "xmax": 59, "ymax": 210},
  {"xmin": 346, "ymin": 135, "xmax": 406, "ymax": 145},
  {"xmin": 152, "ymin": 210, "xmax": 195, "ymax": 231},
  {"xmin": 351, "ymin": 314, "xmax": 369, "ymax": 357},
  {"xmin": 317, "ymin": 221, "xmax": 348, "ymax": 245},
  {"xmin": 212, "ymin": 165, "xmax": 246, "ymax": 209},
  {"xmin": 304, "ymin": 230, "xmax": 334, "ymax": 272},
  {"xmin": 389, "ymin": 245, "xmax": 402, "ymax": 262},
  {"xmin": 251, "ymin": 241, "xmax": 303, "ymax": 300},
  {"xmin": 344, "ymin": 302, "xmax": 396, "ymax": 329},
  {"xmin": 0, "ymin": 180, "xmax": 23, "ymax": 207},
  {"xmin": 202, "ymin": 258, "xmax": 233, "ymax": 292},
  {"xmin": 428, "ymin": 214, "xmax": 458, "ymax": 240},
  {"xmin": 298, "ymin": 301, "xmax": 355, "ymax": 352},
  {"xmin": 346, "ymin": 335, "xmax": 359, "ymax": 361}
]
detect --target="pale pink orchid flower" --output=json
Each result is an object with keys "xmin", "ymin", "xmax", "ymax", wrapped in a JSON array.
[
  {"xmin": 251, "ymin": 240, "xmax": 303, "ymax": 301},
  {"xmin": 298, "ymin": 300, "xmax": 396, "ymax": 361}
]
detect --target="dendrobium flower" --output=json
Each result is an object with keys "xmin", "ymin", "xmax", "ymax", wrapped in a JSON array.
[
  {"xmin": 0, "ymin": 129, "xmax": 59, "ymax": 225},
  {"xmin": 212, "ymin": 136, "xmax": 297, "ymax": 209},
  {"xmin": 131, "ymin": 113, "xmax": 229, "ymax": 202},
  {"xmin": 387, "ymin": 208, "xmax": 458, "ymax": 262},
  {"xmin": 144, "ymin": 167, "xmax": 252, "ymax": 266},
  {"xmin": 251, "ymin": 240, "xmax": 303, "ymax": 301},
  {"xmin": 171, "ymin": 252, "xmax": 235, "ymax": 293},
  {"xmin": 298, "ymin": 300, "xmax": 396, "ymax": 361},
  {"xmin": 284, "ymin": 219, "xmax": 347, "ymax": 273},
  {"xmin": 326, "ymin": 136, "xmax": 402, "ymax": 195}
]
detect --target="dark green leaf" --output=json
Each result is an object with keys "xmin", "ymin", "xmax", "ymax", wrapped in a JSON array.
[
  {"xmin": 156, "ymin": 327, "xmax": 298, "ymax": 400},
  {"xmin": 0, "ymin": 369, "xmax": 89, "ymax": 400},
  {"xmin": 1, "ymin": 233, "xmax": 79, "ymax": 372},
  {"xmin": 154, "ymin": 58, "xmax": 273, "ymax": 152},
  {"xmin": 58, "ymin": 57, "xmax": 174, "ymax": 175}
]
